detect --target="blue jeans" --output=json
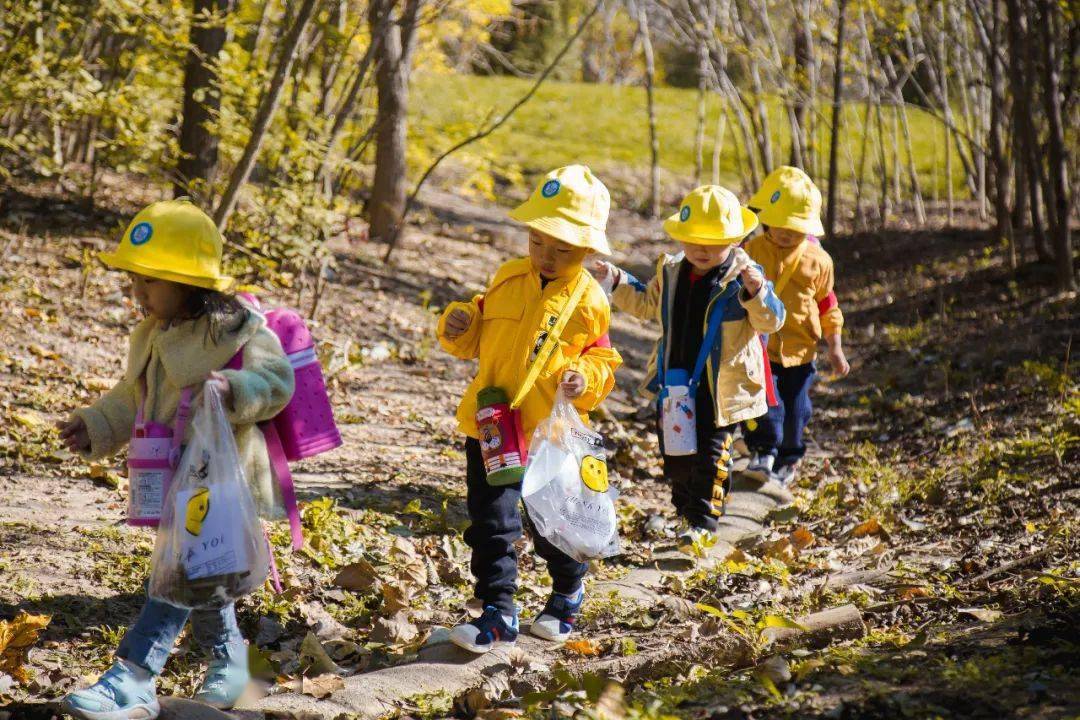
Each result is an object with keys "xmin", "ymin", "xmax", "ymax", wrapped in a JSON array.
[
  {"xmin": 116, "ymin": 595, "xmax": 244, "ymax": 674},
  {"xmin": 745, "ymin": 361, "xmax": 816, "ymax": 469}
]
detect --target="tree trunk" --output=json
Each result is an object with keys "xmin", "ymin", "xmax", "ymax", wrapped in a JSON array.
[
  {"xmin": 212, "ymin": 0, "xmax": 320, "ymax": 229},
  {"xmin": 1037, "ymin": 0, "xmax": 1075, "ymax": 291},
  {"xmin": 791, "ymin": 0, "xmax": 814, "ymax": 169},
  {"xmin": 368, "ymin": 0, "xmax": 423, "ymax": 244},
  {"xmin": 824, "ymin": 0, "xmax": 848, "ymax": 238},
  {"xmin": 987, "ymin": 0, "xmax": 1014, "ymax": 269},
  {"xmin": 637, "ymin": 2, "xmax": 660, "ymax": 217},
  {"xmin": 175, "ymin": 0, "xmax": 229, "ymax": 199}
]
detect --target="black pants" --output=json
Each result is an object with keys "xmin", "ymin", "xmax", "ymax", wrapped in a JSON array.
[
  {"xmin": 658, "ymin": 383, "xmax": 735, "ymax": 531},
  {"xmin": 463, "ymin": 438, "xmax": 588, "ymax": 615}
]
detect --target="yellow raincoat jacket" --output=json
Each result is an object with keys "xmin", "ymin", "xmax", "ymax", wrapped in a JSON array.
[{"xmin": 437, "ymin": 258, "xmax": 622, "ymax": 441}]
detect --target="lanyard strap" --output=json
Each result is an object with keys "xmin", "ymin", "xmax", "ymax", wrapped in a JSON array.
[
  {"xmin": 136, "ymin": 376, "xmax": 193, "ymax": 468},
  {"xmin": 688, "ymin": 282, "xmax": 738, "ymax": 392},
  {"xmin": 510, "ymin": 271, "xmax": 590, "ymax": 409},
  {"xmin": 772, "ymin": 240, "xmax": 807, "ymax": 296}
]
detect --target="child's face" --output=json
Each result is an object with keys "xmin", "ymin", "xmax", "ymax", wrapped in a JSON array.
[
  {"xmin": 680, "ymin": 242, "xmax": 733, "ymax": 273},
  {"xmin": 528, "ymin": 230, "xmax": 588, "ymax": 279},
  {"xmin": 765, "ymin": 226, "xmax": 807, "ymax": 247},
  {"xmin": 128, "ymin": 273, "xmax": 190, "ymax": 322}
]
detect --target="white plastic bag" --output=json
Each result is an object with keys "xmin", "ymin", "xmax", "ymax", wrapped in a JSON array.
[
  {"xmin": 522, "ymin": 390, "xmax": 620, "ymax": 562},
  {"xmin": 148, "ymin": 386, "xmax": 270, "ymax": 608}
]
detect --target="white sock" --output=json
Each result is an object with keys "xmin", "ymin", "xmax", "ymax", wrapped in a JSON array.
[
  {"xmin": 119, "ymin": 658, "xmax": 153, "ymax": 682},
  {"xmin": 501, "ymin": 613, "xmax": 517, "ymax": 627},
  {"xmin": 556, "ymin": 586, "xmax": 584, "ymax": 601}
]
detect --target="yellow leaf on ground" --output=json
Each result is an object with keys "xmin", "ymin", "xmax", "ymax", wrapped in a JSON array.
[
  {"xmin": 851, "ymin": 518, "xmax": 882, "ymax": 537},
  {"xmin": 0, "ymin": 612, "xmax": 50, "ymax": 684},
  {"xmin": 564, "ymin": 638, "xmax": 602, "ymax": 657},
  {"xmin": 790, "ymin": 526, "xmax": 816, "ymax": 550},
  {"xmin": 897, "ymin": 586, "xmax": 929, "ymax": 601}
]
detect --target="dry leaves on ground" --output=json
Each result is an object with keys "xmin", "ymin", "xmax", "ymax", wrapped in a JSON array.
[{"xmin": 0, "ymin": 612, "xmax": 50, "ymax": 684}]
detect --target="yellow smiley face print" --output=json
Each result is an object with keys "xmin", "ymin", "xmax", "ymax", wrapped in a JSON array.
[
  {"xmin": 185, "ymin": 486, "xmax": 211, "ymax": 536},
  {"xmin": 580, "ymin": 455, "xmax": 609, "ymax": 493}
]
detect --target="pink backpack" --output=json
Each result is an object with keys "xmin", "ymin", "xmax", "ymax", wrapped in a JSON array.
[{"xmin": 229, "ymin": 294, "xmax": 342, "ymax": 551}]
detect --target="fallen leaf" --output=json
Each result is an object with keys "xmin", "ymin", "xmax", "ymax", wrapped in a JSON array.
[
  {"xmin": 333, "ymin": 559, "xmax": 381, "ymax": 591},
  {"xmin": 381, "ymin": 582, "xmax": 414, "ymax": 614},
  {"xmin": 758, "ymin": 654, "xmax": 792, "ymax": 684},
  {"xmin": 301, "ymin": 673, "xmax": 344, "ymax": 699},
  {"xmin": 958, "ymin": 607, "xmax": 1003, "ymax": 622},
  {"xmin": 897, "ymin": 586, "xmax": 929, "ymax": 601},
  {"xmin": 760, "ymin": 615, "xmax": 808, "ymax": 631},
  {"xmin": 789, "ymin": 526, "xmax": 815, "ymax": 550},
  {"xmin": 563, "ymin": 638, "xmax": 602, "ymax": 657},
  {"xmin": 298, "ymin": 633, "xmax": 343, "ymax": 676},
  {"xmin": 0, "ymin": 612, "xmax": 50, "ymax": 684},
  {"xmin": 851, "ymin": 518, "xmax": 882, "ymax": 538},
  {"xmin": 369, "ymin": 611, "xmax": 419, "ymax": 645}
]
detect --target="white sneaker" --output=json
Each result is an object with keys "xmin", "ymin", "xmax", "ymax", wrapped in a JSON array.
[
  {"xmin": 772, "ymin": 463, "xmax": 799, "ymax": 486},
  {"xmin": 743, "ymin": 452, "xmax": 775, "ymax": 482},
  {"xmin": 449, "ymin": 606, "xmax": 519, "ymax": 654}
]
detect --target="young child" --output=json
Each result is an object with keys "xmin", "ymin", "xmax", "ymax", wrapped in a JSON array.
[
  {"xmin": 58, "ymin": 199, "xmax": 295, "ymax": 718},
  {"xmin": 592, "ymin": 185, "xmax": 785, "ymax": 552},
  {"xmin": 437, "ymin": 165, "xmax": 622, "ymax": 653},
  {"xmin": 741, "ymin": 166, "xmax": 849, "ymax": 485}
]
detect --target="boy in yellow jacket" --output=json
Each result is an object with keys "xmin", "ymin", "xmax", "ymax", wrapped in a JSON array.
[
  {"xmin": 437, "ymin": 165, "xmax": 622, "ymax": 653},
  {"xmin": 592, "ymin": 186, "xmax": 785, "ymax": 553},
  {"xmin": 742, "ymin": 166, "xmax": 849, "ymax": 485}
]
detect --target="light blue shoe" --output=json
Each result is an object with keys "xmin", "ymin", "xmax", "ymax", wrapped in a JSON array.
[
  {"xmin": 193, "ymin": 641, "xmax": 250, "ymax": 709},
  {"xmin": 61, "ymin": 660, "xmax": 160, "ymax": 720}
]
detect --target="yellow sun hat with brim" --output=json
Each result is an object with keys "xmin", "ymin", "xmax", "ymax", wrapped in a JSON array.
[
  {"xmin": 663, "ymin": 185, "xmax": 759, "ymax": 245},
  {"xmin": 99, "ymin": 199, "xmax": 234, "ymax": 291},
  {"xmin": 508, "ymin": 165, "xmax": 612, "ymax": 255},
  {"xmin": 748, "ymin": 165, "xmax": 826, "ymax": 236}
]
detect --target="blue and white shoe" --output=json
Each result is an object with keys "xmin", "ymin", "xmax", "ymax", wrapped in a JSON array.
[
  {"xmin": 529, "ymin": 587, "xmax": 584, "ymax": 642},
  {"xmin": 61, "ymin": 660, "xmax": 160, "ymax": 720},
  {"xmin": 743, "ymin": 452, "xmax": 775, "ymax": 482},
  {"xmin": 193, "ymin": 641, "xmax": 249, "ymax": 709},
  {"xmin": 449, "ymin": 606, "xmax": 519, "ymax": 654},
  {"xmin": 771, "ymin": 462, "xmax": 799, "ymax": 486}
]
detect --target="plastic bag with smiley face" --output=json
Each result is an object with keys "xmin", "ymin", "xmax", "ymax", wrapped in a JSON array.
[
  {"xmin": 522, "ymin": 390, "xmax": 620, "ymax": 562},
  {"xmin": 148, "ymin": 385, "xmax": 270, "ymax": 608}
]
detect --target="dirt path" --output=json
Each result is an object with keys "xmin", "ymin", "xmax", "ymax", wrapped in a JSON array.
[{"xmin": 2, "ymin": 182, "xmax": 1078, "ymax": 719}]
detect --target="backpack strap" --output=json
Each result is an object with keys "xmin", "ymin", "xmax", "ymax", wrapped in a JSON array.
[
  {"xmin": 225, "ymin": 345, "xmax": 304, "ymax": 551},
  {"xmin": 511, "ymin": 271, "xmax": 590, "ymax": 409},
  {"xmin": 772, "ymin": 240, "xmax": 808, "ymax": 296}
]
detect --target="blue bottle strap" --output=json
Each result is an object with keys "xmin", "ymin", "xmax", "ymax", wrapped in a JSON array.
[{"xmin": 691, "ymin": 302, "xmax": 725, "ymax": 397}]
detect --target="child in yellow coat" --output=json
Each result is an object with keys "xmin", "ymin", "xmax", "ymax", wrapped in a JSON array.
[
  {"xmin": 437, "ymin": 165, "xmax": 622, "ymax": 653},
  {"xmin": 59, "ymin": 200, "xmax": 295, "ymax": 718},
  {"xmin": 742, "ymin": 166, "xmax": 849, "ymax": 485}
]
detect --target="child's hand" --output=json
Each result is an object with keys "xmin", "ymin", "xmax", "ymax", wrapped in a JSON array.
[
  {"xmin": 560, "ymin": 370, "xmax": 586, "ymax": 399},
  {"xmin": 827, "ymin": 346, "xmax": 850, "ymax": 377},
  {"xmin": 56, "ymin": 416, "xmax": 90, "ymax": 453},
  {"xmin": 740, "ymin": 265, "xmax": 764, "ymax": 297},
  {"xmin": 589, "ymin": 259, "xmax": 620, "ymax": 291},
  {"xmin": 206, "ymin": 371, "xmax": 234, "ymax": 408},
  {"xmin": 444, "ymin": 308, "xmax": 473, "ymax": 339}
]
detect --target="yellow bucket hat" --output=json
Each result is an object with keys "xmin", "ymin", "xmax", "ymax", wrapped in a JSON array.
[
  {"xmin": 508, "ymin": 165, "xmax": 611, "ymax": 255},
  {"xmin": 748, "ymin": 166, "xmax": 825, "ymax": 236},
  {"xmin": 663, "ymin": 185, "xmax": 759, "ymax": 245},
  {"xmin": 99, "ymin": 199, "xmax": 233, "ymax": 291}
]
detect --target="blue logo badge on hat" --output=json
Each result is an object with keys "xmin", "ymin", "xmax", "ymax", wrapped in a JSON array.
[
  {"xmin": 680, "ymin": 205, "xmax": 691, "ymax": 221},
  {"xmin": 770, "ymin": 191, "xmax": 781, "ymax": 204},
  {"xmin": 541, "ymin": 179, "xmax": 561, "ymax": 198},
  {"xmin": 130, "ymin": 222, "xmax": 153, "ymax": 246}
]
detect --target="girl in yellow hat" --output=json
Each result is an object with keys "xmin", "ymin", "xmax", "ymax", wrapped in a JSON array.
[
  {"xmin": 592, "ymin": 185, "xmax": 786, "ymax": 554},
  {"xmin": 58, "ymin": 199, "xmax": 295, "ymax": 718},
  {"xmin": 436, "ymin": 165, "xmax": 622, "ymax": 652},
  {"xmin": 741, "ymin": 166, "xmax": 849, "ymax": 486}
]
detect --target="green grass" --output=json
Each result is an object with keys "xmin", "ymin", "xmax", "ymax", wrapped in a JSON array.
[{"xmin": 409, "ymin": 73, "xmax": 965, "ymax": 205}]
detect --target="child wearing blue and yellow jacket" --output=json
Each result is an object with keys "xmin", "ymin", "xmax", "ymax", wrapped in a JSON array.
[
  {"xmin": 592, "ymin": 186, "xmax": 785, "ymax": 553},
  {"xmin": 436, "ymin": 165, "xmax": 622, "ymax": 653}
]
